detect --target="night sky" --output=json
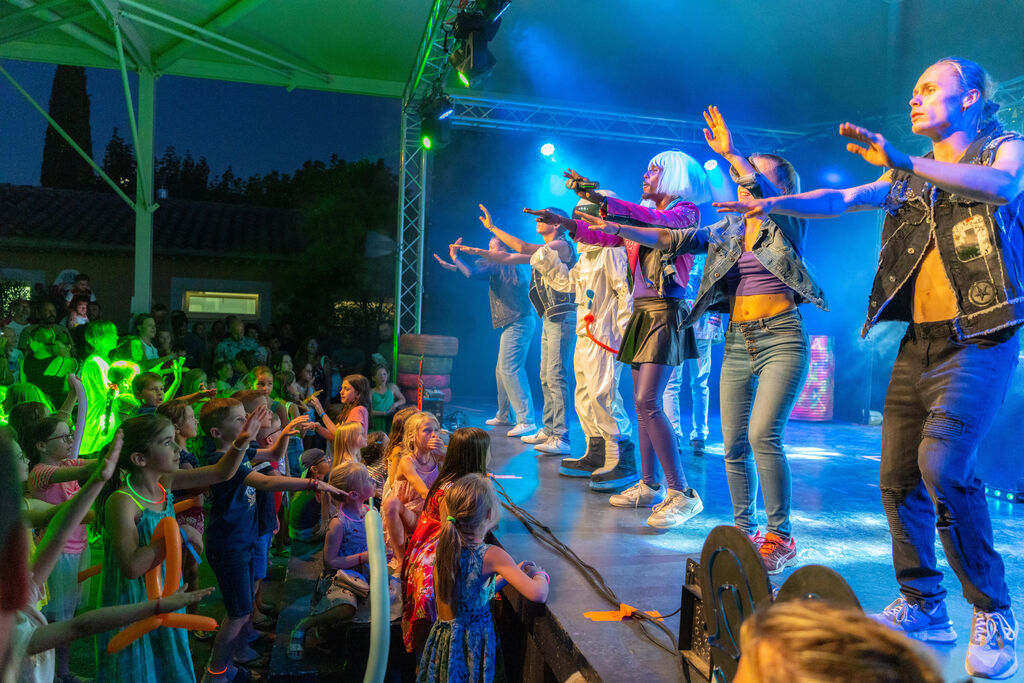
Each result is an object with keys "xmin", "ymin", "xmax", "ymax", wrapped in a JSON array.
[{"xmin": 1, "ymin": 58, "xmax": 402, "ymax": 188}]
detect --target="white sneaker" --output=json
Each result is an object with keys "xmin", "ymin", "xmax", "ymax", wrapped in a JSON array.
[
  {"xmin": 609, "ymin": 481, "xmax": 666, "ymax": 508},
  {"xmin": 506, "ymin": 423, "xmax": 538, "ymax": 438},
  {"xmin": 646, "ymin": 488, "xmax": 703, "ymax": 529},
  {"xmin": 535, "ymin": 436, "xmax": 571, "ymax": 455},
  {"xmin": 485, "ymin": 415, "xmax": 513, "ymax": 427},
  {"xmin": 966, "ymin": 607, "xmax": 1018, "ymax": 680},
  {"xmin": 520, "ymin": 429, "xmax": 549, "ymax": 444}
]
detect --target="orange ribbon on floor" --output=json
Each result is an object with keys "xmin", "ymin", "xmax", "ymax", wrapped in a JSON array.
[
  {"xmin": 106, "ymin": 516, "xmax": 217, "ymax": 653},
  {"xmin": 583, "ymin": 603, "xmax": 663, "ymax": 622}
]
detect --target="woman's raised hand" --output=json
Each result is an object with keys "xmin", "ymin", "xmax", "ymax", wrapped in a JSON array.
[
  {"xmin": 576, "ymin": 211, "xmax": 620, "ymax": 235},
  {"xmin": 478, "ymin": 204, "xmax": 496, "ymax": 232},
  {"xmin": 449, "ymin": 236, "xmax": 464, "ymax": 262},
  {"xmin": 703, "ymin": 105, "xmax": 738, "ymax": 158},
  {"xmin": 712, "ymin": 198, "xmax": 771, "ymax": 219},
  {"xmin": 523, "ymin": 207, "xmax": 572, "ymax": 229},
  {"xmin": 433, "ymin": 253, "xmax": 457, "ymax": 271},
  {"xmin": 840, "ymin": 122, "xmax": 911, "ymax": 170}
]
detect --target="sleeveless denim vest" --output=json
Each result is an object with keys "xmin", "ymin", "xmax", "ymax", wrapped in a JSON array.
[
  {"xmin": 866, "ymin": 123, "xmax": 1024, "ymax": 339},
  {"xmin": 529, "ymin": 239, "xmax": 577, "ymax": 321}
]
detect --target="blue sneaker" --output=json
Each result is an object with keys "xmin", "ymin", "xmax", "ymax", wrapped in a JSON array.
[
  {"xmin": 871, "ymin": 597, "xmax": 957, "ymax": 643},
  {"xmin": 966, "ymin": 607, "xmax": 1018, "ymax": 680}
]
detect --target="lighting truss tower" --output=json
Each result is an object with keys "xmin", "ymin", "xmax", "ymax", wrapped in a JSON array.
[{"xmin": 394, "ymin": 0, "xmax": 464, "ymax": 352}]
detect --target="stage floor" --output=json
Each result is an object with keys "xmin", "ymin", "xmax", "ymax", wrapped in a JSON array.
[{"xmin": 450, "ymin": 400, "xmax": 1024, "ymax": 683}]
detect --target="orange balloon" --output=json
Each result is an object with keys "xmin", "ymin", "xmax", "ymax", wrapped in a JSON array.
[
  {"xmin": 78, "ymin": 563, "xmax": 102, "ymax": 583},
  {"xmin": 161, "ymin": 613, "xmax": 218, "ymax": 631},
  {"xmin": 144, "ymin": 517, "xmax": 182, "ymax": 599},
  {"xmin": 172, "ymin": 498, "xmax": 198, "ymax": 514},
  {"xmin": 106, "ymin": 616, "xmax": 161, "ymax": 654},
  {"xmin": 106, "ymin": 516, "xmax": 218, "ymax": 654}
]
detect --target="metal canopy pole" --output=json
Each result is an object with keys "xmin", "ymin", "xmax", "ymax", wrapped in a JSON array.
[{"xmin": 132, "ymin": 69, "xmax": 155, "ymax": 314}]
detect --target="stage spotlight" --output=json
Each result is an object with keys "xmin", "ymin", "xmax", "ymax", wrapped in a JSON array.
[
  {"xmin": 419, "ymin": 83, "xmax": 453, "ymax": 150},
  {"xmin": 448, "ymin": 4, "xmax": 506, "ymax": 87},
  {"xmin": 823, "ymin": 170, "xmax": 843, "ymax": 184},
  {"xmin": 704, "ymin": 159, "xmax": 718, "ymax": 171},
  {"xmin": 540, "ymin": 143, "xmax": 555, "ymax": 157}
]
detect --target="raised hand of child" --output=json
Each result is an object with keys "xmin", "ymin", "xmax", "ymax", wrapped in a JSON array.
[
  {"xmin": 93, "ymin": 430, "xmax": 123, "ymax": 483},
  {"xmin": 283, "ymin": 414, "xmax": 310, "ymax": 437},
  {"xmin": 159, "ymin": 586, "xmax": 215, "ymax": 613},
  {"xmin": 315, "ymin": 480, "xmax": 343, "ymax": 496},
  {"xmin": 239, "ymin": 405, "xmax": 268, "ymax": 445},
  {"xmin": 191, "ymin": 387, "xmax": 217, "ymax": 403}
]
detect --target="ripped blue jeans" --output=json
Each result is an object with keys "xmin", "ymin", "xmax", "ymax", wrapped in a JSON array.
[{"xmin": 880, "ymin": 321, "xmax": 1018, "ymax": 612}]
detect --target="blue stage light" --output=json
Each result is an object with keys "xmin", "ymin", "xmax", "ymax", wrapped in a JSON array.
[
  {"xmin": 704, "ymin": 159, "xmax": 718, "ymax": 171},
  {"xmin": 540, "ymin": 143, "xmax": 555, "ymax": 157},
  {"xmin": 824, "ymin": 171, "xmax": 843, "ymax": 184}
]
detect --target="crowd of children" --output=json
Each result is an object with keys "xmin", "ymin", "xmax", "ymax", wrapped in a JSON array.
[{"xmin": 1, "ymin": 302, "xmax": 552, "ymax": 682}]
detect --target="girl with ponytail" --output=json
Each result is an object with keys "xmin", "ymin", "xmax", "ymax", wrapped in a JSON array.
[{"xmin": 418, "ymin": 473, "xmax": 549, "ymax": 682}]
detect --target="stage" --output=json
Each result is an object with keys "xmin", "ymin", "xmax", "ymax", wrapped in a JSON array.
[{"xmin": 464, "ymin": 400, "xmax": 1024, "ymax": 683}]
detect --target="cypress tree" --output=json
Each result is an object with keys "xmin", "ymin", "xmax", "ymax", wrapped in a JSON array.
[{"xmin": 40, "ymin": 65, "xmax": 95, "ymax": 189}]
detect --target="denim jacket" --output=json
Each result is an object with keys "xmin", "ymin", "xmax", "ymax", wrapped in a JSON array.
[
  {"xmin": 470, "ymin": 259, "xmax": 534, "ymax": 329},
  {"xmin": 529, "ymin": 239, "xmax": 577, "ymax": 321},
  {"xmin": 665, "ymin": 171, "xmax": 828, "ymax": 325},
  {"xmin": 867, "ymin": 123, "xmax": 1024, "ymax": 339}
]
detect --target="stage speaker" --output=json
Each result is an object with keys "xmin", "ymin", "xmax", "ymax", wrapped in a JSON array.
[{"xmin": 678, "ymin": 558, "xmax": 711, "ymax": 683}]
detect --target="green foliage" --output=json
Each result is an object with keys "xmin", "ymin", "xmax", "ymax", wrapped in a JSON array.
[{"xmin": 102, "ymin": 127, "xmax": 136, "ymax": 195}]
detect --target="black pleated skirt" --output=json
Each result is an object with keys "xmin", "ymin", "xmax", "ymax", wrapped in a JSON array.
[{"xmin": 617, "ymin": 297, "xmax": 697, "ymax": 366}]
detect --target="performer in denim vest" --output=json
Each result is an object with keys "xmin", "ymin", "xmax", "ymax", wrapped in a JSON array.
[
  {"xmin": 715, "ymin": 58, "xmax": 1023, "ymax": 680},
  {"xmin": 454, "ymin": 205, "xmax": 577, "ymax": 451}
]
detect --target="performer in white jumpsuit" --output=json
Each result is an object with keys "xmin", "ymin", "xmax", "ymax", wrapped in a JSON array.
[{"xmin": 531, "ymin": 195, "xmax": 639, "ymax": 491}]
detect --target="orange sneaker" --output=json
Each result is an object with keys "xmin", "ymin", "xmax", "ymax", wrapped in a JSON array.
[{"xmin": 759, "ymin": 532, "xmax": 796, "ymax": 575}]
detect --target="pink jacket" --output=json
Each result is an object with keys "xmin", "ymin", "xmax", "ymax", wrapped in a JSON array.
[{"xmin": 573, "ymin": 197, "xmax": 698, "ymax": 293}]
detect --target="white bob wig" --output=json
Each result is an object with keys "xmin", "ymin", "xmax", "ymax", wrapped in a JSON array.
[{"xmin": 648, "ymin": 150, "xmax": 710, "ymax": 204}]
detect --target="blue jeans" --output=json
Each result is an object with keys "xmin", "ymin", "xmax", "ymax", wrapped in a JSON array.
[
  {"xmin": 720, "ymin": 309, "xmax": 809, "ymax": 539},
  {"xmin": 880, "ymin": 322, "xmax": 1018, "ymax": 612},
  {"xmin": 495, "ymin": 315, "xmax": 536, "ymax": 425},
  {"xmin": 539, "ymin": 315, "xmax": 575, "ymax": 440},
  {"xmin": 665, "ymin": 337, "xmax": 715, "ymax": 441}
]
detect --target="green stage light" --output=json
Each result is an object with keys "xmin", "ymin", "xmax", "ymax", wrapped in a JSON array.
[
  {"xmin": 421, "ymin": 135, "xmax": 433, "ymax": 149},
  {"xmin": 457, "ymin": 71, "xmax": 470, "ymax": 87}
]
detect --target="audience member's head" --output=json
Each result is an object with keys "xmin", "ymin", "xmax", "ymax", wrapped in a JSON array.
[
  {"xmin": 86, "ymin": 301, "xmax": 102, "ymax": 321},
  {"xmin": 199, "ymin": 397, "xmax": 246, "ymax": 445},
  {"xmin": 133, "ymin": 314, "xmax": 156, "ymax": 343},
  {"xmin": 361, "ymin": 431, "xmax": 389, "ymax": 469},
  {"xmin": 427, "ymin": 427, "xmax": 489, "ymax": 503},
  {"xmin": 83, "ymin": 320, "xmax": 118, "ymax": 358},
  {"xmin": 6, "ymin": 402, "xmax": 50, "ymax": 438},
  {"xmin": 435, "ymin": 474, "xmax": 499, "ymax": 608},
  {"xmin": 734, "ymin": 600, "xmax": 943, "ymax": 683},
  {"xmin": 332, "ymin": 421, "xmax": 366, "ymax": 468},
  {"xmin": 300, "ymin": 448, "xmax": 329, "ymax": 479},
  {"xmin": 132, "ymin": 372, "xmax": 165, "ymax": 407},
  {"xmin": 9, "ymin": 299, "xmax": 31, "ymax": 324},
  {"xmin": 36, "ymin": 300, "xmax": 57, "ymax": 325},
  {"xmin": 2, "ymin": 383, "xmax": 55, "ymax": 416}
]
